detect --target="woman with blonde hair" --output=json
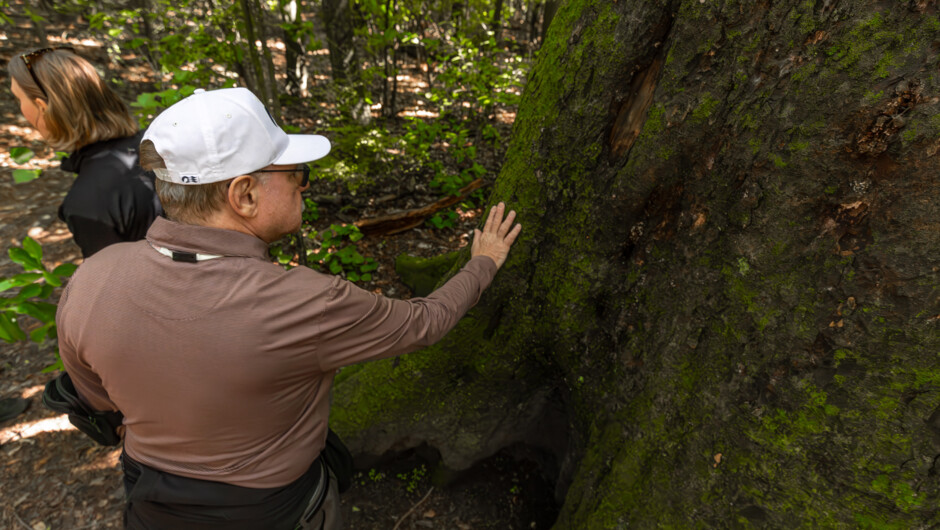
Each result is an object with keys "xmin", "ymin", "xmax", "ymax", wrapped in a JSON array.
[{"xmin": 8, "ymin": 47, "xmax": 161, "ymax": 258}]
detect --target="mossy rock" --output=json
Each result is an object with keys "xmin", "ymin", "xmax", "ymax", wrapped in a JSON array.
[{"xmin": 395, "ymin": 251, "xmax": 461, "ymax": 297}]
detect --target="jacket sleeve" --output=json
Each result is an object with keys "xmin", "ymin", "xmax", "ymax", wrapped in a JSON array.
[
  {"xmin": 313, "ymin": 256, "xmax": 498, "ymax": 372},
  {"xmin": 64, "ymin": 215, "xmax": 125, "ymax": 258}
]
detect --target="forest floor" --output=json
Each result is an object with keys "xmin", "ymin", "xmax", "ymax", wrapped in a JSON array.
[{"xmin": 0, "ymin": 13, "xmax": 558, "ymax": 530}]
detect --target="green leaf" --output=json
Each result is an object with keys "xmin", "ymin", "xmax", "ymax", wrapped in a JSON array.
[
  {"xmin": 30, "ymin": 323, "xmax": 51, "ymax": 343},
  {"xmin": 42, "ymin": 271, "xmax": 61, "ymax": 287},
  {"xmin": 132, "ymin": 92, "xmax": 159, "ymax": 109},
  {"xmin": 172, "ymin": 70, "xmax": 195, "ymax": 83},
  {"xmin": 108, "ymin": 27, "xmax": 123, "ymax": 37},
  {"xmin": 347, "ymin": 272, "xmax": 360, "ymax": 282},
  {"xmin": 13, "ymin": 169, "xmax": 41, "ymax": 183},
  {"xmin": 52, "ymin": 263, "xmax": 78, "ymax": 277},
  {"xmin": 22, "ymin": 237, "xmax": 42, "ymax": 261},
  {"xmin": 0, "ymin": 313, "xmax": 26, "ymax": 343},
  {"xmin": 308, "ymin": 249, "xmax": 328, "ymax": 261},
  {"xmin": 16, "ymin": 301, "xmax": 56, "ymax": 323},
  {"xmin": 329, "ymin": 260, "xmax": 343, "ymax": 274},
  {"xmin": 9, "ymin": 247, "xmax": 41, "ymax": 270},
  {"xmin": 361, "ymin": 273, "xmax": 372, "ymax": 282},
  {"xmin": 38, "ymin": 284, "xmax": 54, "ymax": 298},
  {"xmin": 10, "ymin": 147, "xmax": 35, "ymax": 164},
  {"xmin": 0, "ymin": 273, "xmax": 43, "ymax": 293},
  {"xmin": 42, "ymin": 353, "xmax": 64, "ymax": 373},
  {"xmin": 18, "ymin": 284, "xmax": 43, "ymax": 300}
]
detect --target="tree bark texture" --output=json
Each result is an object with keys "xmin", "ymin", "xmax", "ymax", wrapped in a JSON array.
[
  {"xmin": 321, "ymin": 0, "xmax": 358, "ymax": 83},
  {"xmin": 333, "ymin": 0, "xmax": 940, "ymax": 526}
]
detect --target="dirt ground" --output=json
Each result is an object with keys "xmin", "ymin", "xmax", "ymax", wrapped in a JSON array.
[{"xmin": 0, "ymin": 11, "xmax": 558, "ymax": 530}]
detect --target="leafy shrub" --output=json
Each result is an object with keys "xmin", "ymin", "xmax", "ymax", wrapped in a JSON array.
[
  {"xmin": 307, "ymin": 224, "xmax": 378, "ymax": 282},
  {"xmin": 0, "ymin": 237, "xmax": 77, "ymax": 371}
]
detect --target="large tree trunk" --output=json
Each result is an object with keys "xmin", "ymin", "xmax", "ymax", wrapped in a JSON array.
[{"xmin": 333, "ymin": 0, "xmax": 940, "ymax": 526}]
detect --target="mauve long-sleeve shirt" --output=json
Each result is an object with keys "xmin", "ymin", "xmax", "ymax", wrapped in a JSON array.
[{"xmin": 56, "ymin": 217, "xmax": 496, "ymax": 488}]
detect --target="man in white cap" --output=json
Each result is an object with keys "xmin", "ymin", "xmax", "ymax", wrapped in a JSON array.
[{"xmin": 55, "ymin": 87, "xmax": 521, "ymax": 529}]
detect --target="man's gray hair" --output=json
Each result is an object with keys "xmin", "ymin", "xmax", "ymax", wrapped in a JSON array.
[{"xmin": 141, "ymin": 139, "xmax": 233, "ymax": 224}]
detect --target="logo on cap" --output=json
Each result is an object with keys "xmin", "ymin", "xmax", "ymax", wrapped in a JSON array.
[{"xmin": 181, "ymin": 176, "xmax": 199, "ymax": 183}]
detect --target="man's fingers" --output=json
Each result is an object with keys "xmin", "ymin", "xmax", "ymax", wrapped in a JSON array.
[
  {"xmin": 503, "ymin": 223, "xmax": 522, "ymax": 246},
  {"xmin": 497, "ymin": 210, "xmax": 516, "ymax": 237},
  {"xmin": 483, "ymin": 205, "xmax": 497, "ymax": 233}
]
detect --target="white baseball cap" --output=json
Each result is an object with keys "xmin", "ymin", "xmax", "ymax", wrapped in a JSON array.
[{"xmin": 142, "ymin": 87, "xmax": 331, "ymax": 185}]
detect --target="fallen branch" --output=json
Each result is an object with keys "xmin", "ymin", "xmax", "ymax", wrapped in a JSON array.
[
  {"xmin": 391, "ymin": 486, "xmax": 435, "ymax": 530},
  {"xmin": 12, "ymin": 508, "xmax": 32, "ymax": 530},
  {"xmin": 354, "ymin": 179, "xmax": 486, "ymax": 236}
]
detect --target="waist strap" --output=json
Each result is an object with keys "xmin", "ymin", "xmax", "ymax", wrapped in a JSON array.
[{"xmin": 122, "ymin": 451, "xmax": 323, "ymax": 530}]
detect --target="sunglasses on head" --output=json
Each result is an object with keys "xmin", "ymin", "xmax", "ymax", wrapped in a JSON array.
[
  {"xmin": 253, "ymin": 165, "xmax": 310, "ymax": 187},
  {"xmin": 20, "ymin": 47, "xmax": 75, "ymax": 99}
]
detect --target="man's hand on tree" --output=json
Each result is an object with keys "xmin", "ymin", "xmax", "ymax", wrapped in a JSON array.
[{"xmin": 471, "ymin": 202, "xmax": 522, "ymax": 269}]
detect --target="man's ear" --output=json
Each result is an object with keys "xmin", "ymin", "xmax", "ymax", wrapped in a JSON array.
[
  {"xmin": 227, "ymin": 175, "xmax": 261, "ymax": 218},
  {"xmin": 34, "ymin": 98, "xmax": 48, "ymax": 113}
]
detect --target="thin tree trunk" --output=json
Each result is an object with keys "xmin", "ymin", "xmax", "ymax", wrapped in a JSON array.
[
  {"xmin": 321, "ymin": 0, "xmax": 357, "ymax": 83},
  {"xmin": 491, "ymin": 0, "xmax": 504, "ymax": 39},
  {"xmin": 134, "ymin": 0, "xmax": 161, "ymax": 74},
  {"xmin": 541, "ymin": 0, "xmax": 558, "ymax": 41},
  {"xmin": 280, "ymin": 0, "xmax": 308, "ymax": 97},
  {"xmin": 253, "ymin": 0, "xmax": 281, "ymax": 121},
  {"xmin": 381, "ymin": 0, "xmax": 392, "ymax": 117},
  {"xmin": 238, "ymin": 0, "xmax": 273, "ymax": 114},
  {"xmin": 527, "ymin": 0, "xmax": 541, "ymax": 44},
  {"xmin": 389, "ymin": 0, "xmax": 398, "ymax": 118}
]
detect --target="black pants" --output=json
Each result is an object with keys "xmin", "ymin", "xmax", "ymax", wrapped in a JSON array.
[{"xmin": 121, "ymin": 451, "xmax": 322, "ymax": 530}]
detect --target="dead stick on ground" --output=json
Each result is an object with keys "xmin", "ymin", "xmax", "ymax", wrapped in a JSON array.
[
  {"xmin": 391, "ymin": 486, "xmax": 435, "ymax": 530},
  {"xmin": 12, "ymin": 508, "xmax": 32, "ymax": 530},
  {"xmin": 354, "ymin": 179, "xmax": 487, "ymax": 236}
]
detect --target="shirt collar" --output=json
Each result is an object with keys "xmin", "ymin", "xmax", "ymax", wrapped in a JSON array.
[{"xmin": 145, "ymin": 217, "xmax": 270, "ymax": 260}]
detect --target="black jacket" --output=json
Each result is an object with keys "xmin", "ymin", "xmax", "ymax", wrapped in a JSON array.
[{"xmin": 58, "ymin": 131, "xmax": 162, "ymax": 258}]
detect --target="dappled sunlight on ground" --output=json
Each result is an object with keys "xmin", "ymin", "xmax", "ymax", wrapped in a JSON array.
[
  {"xmin": 496, "ymin": 109, "xmax": 517, "ymax": 124},
  {"xmin": 20, "ymin": 384, "xmax": 44, "ymax": 399},
  {"xmin": 0, "ymin": 415, "xmax": 75, "ymax": 444},
  {"xmin": 399, "ymin": 109, "xmax": 440, "ymax": 118},
  {"xmin": 27, "ymin": 225, "xmax": 75, "ymax": 248},
  {"xmin": 70, "ymin": 447, "xmax": 122, "ymax": 473}
]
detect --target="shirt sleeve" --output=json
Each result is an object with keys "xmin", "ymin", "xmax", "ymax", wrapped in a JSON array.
[
  {"xmin": 55, "ymin": 280, "xmax": 120, "ymax": 413},
  {"xmin": 314, "ymin": 255, "xmax": 498, "ymax": 372}
]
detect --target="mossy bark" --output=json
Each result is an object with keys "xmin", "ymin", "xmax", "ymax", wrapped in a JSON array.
[{"xmin": 333, "ymin": 1, "xmax": 940, "ymax": 526}]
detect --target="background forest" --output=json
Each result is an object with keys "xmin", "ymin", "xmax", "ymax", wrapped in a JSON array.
[{"xmin": 0, "ymin": 0, "xmax": 561, "ymax": 528}]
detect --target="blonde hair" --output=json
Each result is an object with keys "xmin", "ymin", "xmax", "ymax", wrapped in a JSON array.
[
  {"xmin": 7, "ymin": 49, "xmax": 137, "ymax": 152},
  {"xmin": 139, "ymin": 140, "xmax": 232, "ymax": 224}
]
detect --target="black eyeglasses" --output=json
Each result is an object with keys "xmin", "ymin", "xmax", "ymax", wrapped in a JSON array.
[
  {"xmin": 20, "ymin": 47, "xmax": 75, "ymax": 99},
  {"xmin": 253, "ymin": 165, "xmax": 310, "ymax": 187}
]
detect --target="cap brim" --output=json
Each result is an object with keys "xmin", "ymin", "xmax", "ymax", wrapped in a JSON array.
[{"xmin": 274, "ymin": 135, "xmax": 331, "ymax": 165}]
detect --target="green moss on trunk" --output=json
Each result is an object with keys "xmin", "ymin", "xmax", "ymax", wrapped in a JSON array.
[{"xmin": 333, "ymin": 1, "xmax": 940, "ymax": 526}]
